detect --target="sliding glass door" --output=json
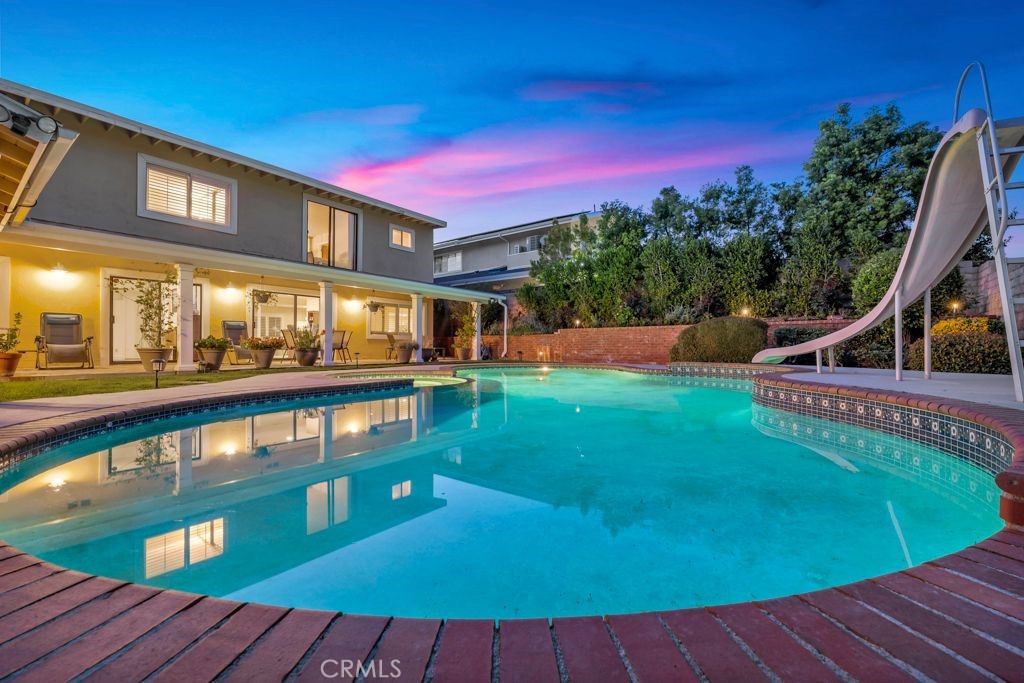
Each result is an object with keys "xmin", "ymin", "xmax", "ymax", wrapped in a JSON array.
[{"xmin": 252, "ymin": 292, "xmax": 320, "ymax": 337}]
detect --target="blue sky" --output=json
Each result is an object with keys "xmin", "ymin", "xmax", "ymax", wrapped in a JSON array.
[{"xmin": 2, "ymin": 0, "xmax": 1022, "ymax": 237}]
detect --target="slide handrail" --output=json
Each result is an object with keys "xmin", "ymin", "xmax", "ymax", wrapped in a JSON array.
[{"xmin": 953, "ymin": 61, "xmax": 995, "ymax": 123}]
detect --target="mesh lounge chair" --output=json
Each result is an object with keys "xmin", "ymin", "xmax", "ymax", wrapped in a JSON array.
[
  {"xmin": 385, "ymin": 333, "xmax": 397, "ymax": 360},
  {"xmin": 35, "ymin": 313, "xmax": 94, "ymax": 369},
  {"xmin": 332, "ymin": 330, "xmax": 352, "ymax": 363},
  {"xmin": 222, "ymin": 320, "xmax": 253, "ymax": 365},
  {"xmin": 282, "ymin": 328, "xmax": 297, "ymax": 362}
]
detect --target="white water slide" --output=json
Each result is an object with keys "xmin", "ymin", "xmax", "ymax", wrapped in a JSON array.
[{"xmin": 753, "ymin": 64, "xmax": 1024, "ymax": 400}]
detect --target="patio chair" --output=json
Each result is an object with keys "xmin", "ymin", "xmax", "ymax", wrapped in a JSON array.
[
  {"xmin": 35, "ymin": 312, "xmax": 94, "ymax": 369},
  {"xmin": 332, "ymin": 330, "xmax": 353, "ymax": 363},
  {"xmin": 385, "ymin": 333, "xmax": 397, "ymax": 360},
  {"xmin": 222, "ymin": 320, "xmax": 253, "ymax": 365},
  {"xmin": 282, "ymin": 328, "xmax": 297, "ymax": 362}
]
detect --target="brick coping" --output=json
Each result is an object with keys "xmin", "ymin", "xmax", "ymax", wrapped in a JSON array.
[{"xmin": 0, "ymin": 364, "xmax": 1022, "ymax": 680}]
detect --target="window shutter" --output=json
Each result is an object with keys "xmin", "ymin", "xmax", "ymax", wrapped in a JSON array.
[
  {"xmin": 191, "ymin": 177, "xmax": 229, "ymax": 225},
  {"xmin": 146, "ymin": 166, "xmax": 189, "ymax": 218}
]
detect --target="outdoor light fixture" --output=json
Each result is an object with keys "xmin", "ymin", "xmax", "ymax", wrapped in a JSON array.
[
  {"xmin": 47, "ymin": 476, "xmax": 66, "ymax": 492},
  {"xmin": 951, "ymin": 301, "xmax": 962, "ymax": 313},
  {"xmin": 35, "ymin": 115, "xmax": 58, "ymax": 135},
  {"xmin": 151, "ymin": 357, "xmax": 167, "ymax": 388},
  {"xmin": 52, "ymin": 263, "xmax": 67, "ymax": 275},
  {"xmin": 741, "ymin": 307, "xmax": 751, "ymax": 317},
  {"xmin": 574, "ymin": 318, "xmax": 581, "ymax": 327},
  {"xmin": 9, "ymin": 113, "xmax": 31, "ymax": 136},
  {"xmin": 0, "ymin": 105, "xmax": 10, "ymax": 125}
]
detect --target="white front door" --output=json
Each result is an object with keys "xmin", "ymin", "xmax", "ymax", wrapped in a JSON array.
[{"xmin": 111, "ymin": 284, "xmax": 145, "ymax": 362}]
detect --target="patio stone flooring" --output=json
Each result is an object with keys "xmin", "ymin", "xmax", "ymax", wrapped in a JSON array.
[{"xmin": 0, "ymin": 365, "xmax": 1022, "ymax": 681}]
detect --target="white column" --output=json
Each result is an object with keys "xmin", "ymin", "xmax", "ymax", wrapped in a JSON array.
[
  {"xmin": 319, "ymin": 406, "xmax": 334, "ymax": 463},
  {"xmin": 501, "ymin": 301, "xmax": 508, "ymax": 359},
  {"xmin": 176, "ymin": 264, "xmax": 195, "ymax": 372},
  {"xmin": 411, "ymin": 294, "xmax": 424, "ymax": 363},
  {"xmin": 923, "ymin": 288, "xmax": 932, "ymax": 379},
  {"xmin": 320, "ymin": 282, "xmax": 334, "ymax": 366},
  {"xmin": 815, "ymin": 348, "xmax": 822, "ymax": 374},
  {"xmin": 472, "ymin": 302, "xmax": 481, "ymax": 361},
  {"xmin": 894, "ymin": 288, "xmax": 903, "ymax": 381}
]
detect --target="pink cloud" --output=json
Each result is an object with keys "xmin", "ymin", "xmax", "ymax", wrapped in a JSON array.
[{"xmin": 332, "ymin": 123, "xmax": 813, "ymax": 218}]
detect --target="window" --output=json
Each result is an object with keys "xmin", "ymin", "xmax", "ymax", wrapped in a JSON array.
[
  {"xmin": 368, "ymin": 301, "xmax": 411, "ymax": 336},
  {"xmin": 306, "ymin": 200, "xmax": 357, "ymax": 269},
  {"xmin": 391, "ymin": 480, "xmax": 412, "ymax": 500},
  {"xmin": 252, "ymin": 292, "xmax": 319, "ymax": 336},
  {"xmin": 434, "ymin": 251, "xmax": 462, "ymax": 274},
  {"xmin": 526, "ymin": 234, "xmax": 542, "ymax": 251},
  {"xmin": 390, "ymin": 225, "xmax": 415, "ymax": 251},
  {"xmin": 144, "ymin": 518, "xmax": 224, "ymax": 578},
  {"xmin": 138, "ymin": 154, "xmax": 236, "ymax": 233}
]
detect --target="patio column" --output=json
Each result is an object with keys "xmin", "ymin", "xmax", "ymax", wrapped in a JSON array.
[
  {"xmin": 320, "ymin": 282, "xmax": 334, "ymax": 366},
  {"xmin": 174, "ymin": 428, "xmax": 193, "ymax": 496},
  {"xmin": 499, "ymin": 299, "xmax": 508, "ymax": 359},
  {"xmin": 923, "ymin": 288, "xmax": 932, "ymax": 379},
  {"xmin": 411, "ymin": 294, "xmax": 424, "ymax": 363},
  {"xmin": 319, "ymin": 406, "xmax": 334, "ymax": 463},
  {"xmin": 176, "ymin": 264, "xmax": 195, "ymax": 372},
  {"xmin": 472, "ymin": 302, "xmax": 481, "ymax": 360}
]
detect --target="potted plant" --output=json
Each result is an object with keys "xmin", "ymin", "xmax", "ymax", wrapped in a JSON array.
[
  {"xmin": 111, "ymin": 272, "xmax": 178, "ymax": 371},
  {"xmin": 195, "ymin": 335, "xmax": 231, "ymax": 371},
  {"xmin": 293, "ymin": 328, "xmax": 320, "ymax": 367},
  {"xmin": 0, "ymin": 313, "xmax": 23, "ymax": 378},
  {"xmin": 454, "ymin": 307, "xmax": 476, "ymax": 361},
  {"xmin": 395, "ymin": 340, "xmax": 420, "ymax": 364},
  {"xmin": 242, "ymin": 336, "xmax": 285, "ymax": 369}
]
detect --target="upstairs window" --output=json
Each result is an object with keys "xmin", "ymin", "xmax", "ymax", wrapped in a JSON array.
[
  {"xmin": 434, "ymin": 251, "xmax": 462, "ymax": 274},
  {"xmin": 306, "ymin": 199, "xmax": 357, "ymax": 270},
  {"xmin": 138, "ymin": 154, "xmax": 236, "ymax": 233},
  {"xmin": 390, "ymin": 225, "xmax": 415, "ymax": 251}
]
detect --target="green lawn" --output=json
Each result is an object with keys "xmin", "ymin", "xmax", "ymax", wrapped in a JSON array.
[{"xmin": 0, "ymin": 364, "xmax": 414, "ymax": 401}]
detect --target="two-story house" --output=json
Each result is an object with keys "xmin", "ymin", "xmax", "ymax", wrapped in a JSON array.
[
  {"xmin": 0, "ymin": 80, "xmax": 499, "ymax": 369},
  {"xmin": 432, "ymin": 211, "xmax": 600, "ymax": 298}
]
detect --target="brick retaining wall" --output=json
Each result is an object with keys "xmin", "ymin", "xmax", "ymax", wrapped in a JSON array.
[{"xmin": 464, "ymin": 318, "xmax": 854, "ymax": 363}]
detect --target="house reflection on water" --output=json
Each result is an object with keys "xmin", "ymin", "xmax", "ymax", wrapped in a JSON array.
[{"xmin": 0, "ymin": 380, "xmax": 496, "ymax": 596}]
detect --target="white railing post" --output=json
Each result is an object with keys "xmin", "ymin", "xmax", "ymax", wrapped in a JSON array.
[{"xmin": 923, "ymin": 288, "xmax": 932, "ymax": 379}]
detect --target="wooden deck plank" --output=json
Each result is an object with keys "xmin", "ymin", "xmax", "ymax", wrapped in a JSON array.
[
  {"xmin": 762, "ymin": 597, "xmax": 914, "ymax": 682},
  {"xmin": 976, "ymin": 538, "xmax": 1024, "ymax": 563},
  {"xmin": 294, "ymin": 614, "xmax": 389, "ymax": 683},
  {"xmin": 0, "ymin": 571, "xmax": 88, "ymax": 620},
  {"xmin": 148, "ymin": 602, "xmax": 287, "ymax": 683},
  {"xmin": 802, "ymin": 589, "xmax": 988, "ymax": 682},
  {"xmin": 82, "ymin": 597, "xmax": 241, "ymax": 683},
  {"xmin": 363, "ymin": 617, "xmax": 439, "ymax": 681},
  {"xmin": 932, "ymin": 554, "xmax": 1024, "ymax": 596},
  {"xmin": 0, "ymin": 576, "xmax": 124, "ymax": 646},
  {"xmin": 552, "ymin": 616, "xmax": 629, "ymax": 683},
  {"xmin": 957, "ymin": 546, "xmax": 1024, "ymax": 579},
  {"xmin": 0, "ymin": 546, "xmax": 24, "ymax": 562},
  {"xmin": 0, "ymin": 555, "xmax": 39, "ymax": 579},
  {"xmin": 842, "ymin": 580, "xmax": 1024, "ymax": 682},
  {"xmin": 993, "ymin": 529, "xmax": 1024, "ymax": 548},
  {"xmin": 10, "ymin": 590, "xmax": 197, "ymax": 682},
  {"xmin": 906, "ymin": 564, "xmax": 1024, "ymax": 620},
  {"xmin": 222, "ymin": 608, "xmax": 335, "ymax": 683},
  {"xmin": 0, "ymin": 565, "xmax": 58, "ymax": 594},
  {"xmin": 0, "ymin": 584, "xmax": 157, "ymax": 678},
  {"xmin": 660, "ymin": 609, "xmax": 767, "ymax": 682},
  {"xmin": 711, "ymin": 603, "xmax": 841, "ymax": 682},
  {"xmin": 875, "ymin": 572, "xmax": 1024, "ymax": 650},
  {"xmin": 497, "ymin": 618, "xmax": 559, "ymax": 683},
  {"xmin": 606, "ymin": 612, "xmax": 698, "ymax": 683},
  {"xmin": 431, "ymin": 619, "xmax": 493, "ymax": 683}
]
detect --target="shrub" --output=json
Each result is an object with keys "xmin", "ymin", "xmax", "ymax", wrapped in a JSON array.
[
  {"xmin": 293, "ymin": 328, "xmax": 319, "ymax": 349},
  {"xmin": 771, "ymin": 326, "xmax": 829, "ymax": 365},
  {"xmin": 194, "ymin": 335, "xmax": 231, "ymax": 350},
  {"xmin": 930, "ymin": 316, "xmax": 1003, "ymax": 337},
  {"xmin": 669, "ymin": 316, "xmax": 768, "ymax": 363},
  {"xmin": 835, "ymin": 327, "xmax": 897, "ymax": 368},
  {"xmin": 906, "ymin": 332, "xmax": 1010, "ymax": 374},
  {"xmin": 0, "ymin": 312, "xmax": 22, "ymax": 353}
]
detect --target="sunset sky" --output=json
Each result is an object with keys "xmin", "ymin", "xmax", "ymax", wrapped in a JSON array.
[{"xmin": 2, "ymin": 0, "xmax": 1022, "ymax": 237}]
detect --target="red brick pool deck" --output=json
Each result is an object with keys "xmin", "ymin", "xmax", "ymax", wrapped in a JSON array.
[{"xmin": 1, "ymin": 366, "xmax": 1023, "ymax": 682}]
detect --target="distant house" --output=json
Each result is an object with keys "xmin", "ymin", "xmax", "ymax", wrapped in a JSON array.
[{"xmin": 433, "ymin": 211, "xmax": 601, "ymax": 296}]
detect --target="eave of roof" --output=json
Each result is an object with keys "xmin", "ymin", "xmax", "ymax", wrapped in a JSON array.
[
  {"xmin": 434, "ymin": 210, "xmax": 598, "ymax": 249},
  {"xmin": 0, "ymin": 79, "xmax": 446, "ymax": 229}
]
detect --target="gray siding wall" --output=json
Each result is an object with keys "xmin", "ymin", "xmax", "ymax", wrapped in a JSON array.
[{"xmin": 31, "ymin": 115, "xmax": 435, "ymax": 282}]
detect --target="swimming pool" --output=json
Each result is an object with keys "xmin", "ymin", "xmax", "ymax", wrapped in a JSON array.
[{"xmin": 0, "ymin": 368, "xmax": 1000, "ymax": 619}]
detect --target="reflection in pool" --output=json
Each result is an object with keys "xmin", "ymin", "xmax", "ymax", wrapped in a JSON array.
[{"xmin": 0, "ymin": 369, "xmax": 1002, "ymax": 618}]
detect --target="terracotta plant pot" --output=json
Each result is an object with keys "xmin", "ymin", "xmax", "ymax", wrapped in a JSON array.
[
  {"xmin": 198, "ymin": 348, "xmax": 227, "ymax": 371},
  {"xmin": 250, "ymin": 348, "xmax": 276, "ymax": 369},
  {"xmin": 455, "ymin": 347, "xmax": 471, "ymax": 361},
  {"xmin": 295, "ymin": 348, "xmax": 319, "ymax": 367},
  {"xmin": 0, "ymin": 351, "xmax": 23, "ymax": 378},
  {"xmin": 396, "ymin": 346, "xmax": 415, "ymax": 363},
  {"xmin": 136, "ymin": 347, "xmax": 173, "ymax": 372}
]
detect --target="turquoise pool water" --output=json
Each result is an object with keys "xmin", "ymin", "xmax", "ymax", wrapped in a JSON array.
[{"xmin": 0, "ymin": 368, "xmax": 1001, "ymax": 618}]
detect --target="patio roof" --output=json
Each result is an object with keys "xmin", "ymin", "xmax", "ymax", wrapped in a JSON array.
[{"xmin": 3, "ymin": 220, "xmax": 503, "ymax": 304}]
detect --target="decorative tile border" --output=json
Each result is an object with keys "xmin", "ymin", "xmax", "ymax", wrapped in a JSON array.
[{"xmin": 668, "ymin": 362, "xmax": 784, "ymax": 378}]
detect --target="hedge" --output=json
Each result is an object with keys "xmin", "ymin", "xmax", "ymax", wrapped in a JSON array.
[
  {"xmin": 669, "ymin": 316, "xmax": 768, "ymax": 363},
  {"xmin": 906, "ymin": 332, "xmax": 1011, "ymax": 374}
]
